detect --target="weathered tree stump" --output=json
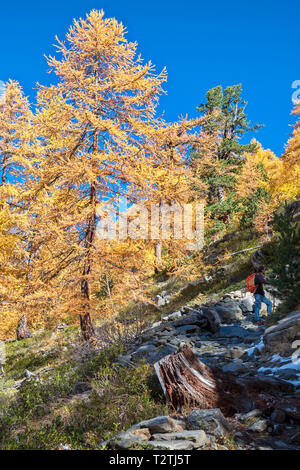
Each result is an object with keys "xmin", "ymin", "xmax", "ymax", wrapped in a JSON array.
[
  {"xmin": 154, "ymin": 344, "xmax": 300, "ymax": 420},
  {"xmin": 16, "ymin": 315, "xmax": 32, "ymax": 341}
]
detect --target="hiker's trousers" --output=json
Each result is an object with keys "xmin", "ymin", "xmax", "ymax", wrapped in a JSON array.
[{"xmin": 253, "ymin": 294, "xmax": 272, "ymax": 321}]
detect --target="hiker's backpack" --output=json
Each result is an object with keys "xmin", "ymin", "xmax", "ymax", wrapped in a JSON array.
[{"xmin": 246, "ymin": 273, "xmax": 257, "ymax": 293}]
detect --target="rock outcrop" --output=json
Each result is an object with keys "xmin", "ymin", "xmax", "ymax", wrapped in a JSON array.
[
  {"xmin": 263, "ymin": 310, "xmax": 300, "ymax": 353},
  {"xmin": 101, "ymin": 410, "xmax": 231, "ymax": 450},
  {"xmin": 108, "ymin": 288, "xmax": 300, "ymax": 450}
]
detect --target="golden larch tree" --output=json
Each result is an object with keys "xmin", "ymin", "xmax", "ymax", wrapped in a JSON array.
[{"xmin": 30, "ymin": 10, "xmax": 173, "ymax": 339}]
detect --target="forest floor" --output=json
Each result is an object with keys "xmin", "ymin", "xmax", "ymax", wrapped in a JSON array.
[{"xmin": 1, "ymin": 231, "xmax": 299, "ymax": 450}]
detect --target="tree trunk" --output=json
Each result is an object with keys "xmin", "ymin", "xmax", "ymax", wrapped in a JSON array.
[
  {"xmin": 217, "ymin": 185, "xmax": 225, "ymax": 203},
  {"xmin": 80, "ymin": 183, "xmax": 96, "ymax": 340},
  {"xmin": 80, "ymin": 312, "xmax": 95, "ymax": 341},
  {"xmin": 16, "ymin": 314, "xmax": 32, "ymax": 341},
  {"xmin": 1, "ymin": 152, "xmax": 7, "ymax": 188},
  {"xmin": 105, "ymin": 273, "xmax": 115, "ymax": 313},
  {"xmin": 154, "ymin": 344, "xmax": 300, "ymax": 419},
  {"xmin": 154, "ymin": 241, "xmax": 162, "ymax": 274}
]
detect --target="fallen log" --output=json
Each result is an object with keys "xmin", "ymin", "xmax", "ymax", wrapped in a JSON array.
[{"xmin": 154, "ymin": 344, "xmax": 300, "ymax": 420}]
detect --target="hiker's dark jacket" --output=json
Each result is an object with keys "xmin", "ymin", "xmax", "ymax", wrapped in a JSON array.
[{"xmin": 254, "ymin": 273, "xmax": 269, "ymax": 295}]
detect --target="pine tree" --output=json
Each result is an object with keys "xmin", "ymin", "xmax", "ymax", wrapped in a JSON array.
[
  {"xmin": 192, "ymin": 84, "xmax": 262, "ymax": 237},
  {"xmin": 270, "ymin": 203, "xmax": 300, "ymax": 311}
]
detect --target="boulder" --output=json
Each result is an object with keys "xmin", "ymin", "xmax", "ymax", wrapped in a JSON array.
[
  {"xmin": 275, "ymin": 368, "xmax": 300, "ymax": 381},
  {"xmin": 24, "ymin": 369, "xmax": 37, "ymax": 380},
  {"xmin": 111, "ymin": 432, "xmax": 148, "ymax": 449},
  {"xmin": 239, "ymin": 293, "xmax": 254, "ymax": 313},
  {"xmin": 131, "ymin": 428, "xmax": 151, "ymax": 440},
  {"xmin": 162, "ymin": 311, "xmax": 182, "ymax": 322},
  {"xmin": 214, "ymin": 302, "xmax": 243, "ymax": 322},
  {"xmin": 132, "ymin": 343, "xmax": 178, "ymax": 364},
  {"xmin": 248, "ymin": 419, "xmax": 268, "ymax": 432},
  {"xmin": 156, "ymin": 291, "xmax": 172, "ymax": 307},
  {"xmin": 201, "ymin": 309, "xmax": 221, "ymax": 334},
  {"xmin": 186, "ymin": 408, "xmax": 231, "ymax": 437},
  {"xmin": 129, "ymin": 416, "xmax": 185, "ymax": 434},
  {"xmin": 175, "ymin": 325, "xmax": 201, "ymax": 335},
  {"xmin": 263, "ymin": 310, "xmax": 300, "ymax": 353},
  {"xmin": 151, "ymin": 430, "xmax": 207, "ymax": 448},
  {"xmin": 226, "ymin": 346, "xmax": 246, "ymax": 359},
  {"xmin": 221, "ymin": 362, "xmax": 248, "ymax": 375},
  {"xmin": 131, "ymin": 343, "xmax": 156, "ymax": 359},
  {"xmin": 235, "ymin": 409, "xmax": 262, "ymax": 421},
  {"xmin": 218, "ymin": 326, "xmax": 249, "ymax": 339},
  {"xmin": 147, "ymin": 440, "xmax": 194, "ymax": 450},
  {"xmin": 172, "ymin": 314, "xmax": 207, "ymax": 329}
]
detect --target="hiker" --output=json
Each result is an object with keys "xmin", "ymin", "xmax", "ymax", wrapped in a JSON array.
[{"xmin": 253, "ymin": 265, "xmax": 273, "ymax": 323}]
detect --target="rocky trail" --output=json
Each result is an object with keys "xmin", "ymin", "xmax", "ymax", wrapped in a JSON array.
[{"xmin": 104, "ymin": 289, "xmax": 300, "ymax": 450}]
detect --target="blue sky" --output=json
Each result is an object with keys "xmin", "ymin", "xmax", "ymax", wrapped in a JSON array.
[{"xmin": 0, "ymin": 0, "xmax": 299, "ymax": 156}]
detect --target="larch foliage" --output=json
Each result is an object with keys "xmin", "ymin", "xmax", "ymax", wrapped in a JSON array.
[
  {"xmin": 280, "ymin": 104, "xmax": 300, "ymax": 200},
  {"xmin": 0, "ymin": 81, "xmax": 34, "ymax": 338},
  {"xmin": 27, "ymin": 10, "xmax": 203, "ymax": 339}
]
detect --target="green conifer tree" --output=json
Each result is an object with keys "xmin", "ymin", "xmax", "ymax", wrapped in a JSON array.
[
  {"xmin": 192, "ymin": 84, "xmax": 263, "ymax": 236},
  {"xmin": 270, "ymin": 203, "xmax": 300, "ymax": 311}
]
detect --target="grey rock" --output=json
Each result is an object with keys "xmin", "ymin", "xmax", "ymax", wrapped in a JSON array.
[
  {"xmin": 187, "ymin": 408, "xmax": 231, "ymax": 437},
  {"xmin": 248, "ymin": 419, "xmax": 268, "ymax": 432},
  {"xmin": 214, "ymin": 302, "xmax": 243, "ymax": 322},
  {"xmin": 162, "ymin": 311, "xmax": 182, "ymax": 322},
  {"xmin": 202, "ymin": 309, "xmax": 221, "ymax": 333},
  {"xmin": 290, "ymin": 431, "xmax": 300, "ymax": 444},
  {"xmin": 239, "ymin": 294, "xmax": 254, "ymax": 313},
  {"xmin": 219, "ymin": 326, "xmax": 249, "ymax": 339},
  {"xmin": 157, "ymin": 338, "xmax": 167, "ymax": 345},
  {"xmin": 146, "ymin": 345, "xmax": 178, "ymax": 363},
  {"xmin": 275, "ymin": 368, "xmax": 299, "ymax": 381},
  {"xmin": 156, "ymin": 291, "xmax": 172, "ymax": 306},
  {"xmin": 221, "ymin": 362, "xmax": 248, "ymax": 374},
  {"xmin": 273, "ymin": 440, "xmax": 289, "ymax": 449},
  {"xmin": 147, "ymin": 440, "xmax": 194, "ymax": 450},
  {"xmin": 258, "ymin": 446, "xmax": 273, "ymax": 450},
  {"xmin": 129, "ymin": 416, "xmax": 185, "ymax": 434},
  {"xmin": 111, "ymin": 432, "xmax": 148, "ymax": 449},
  {"xmin": 172, "ymin": 314, "xmax": 206, "ymax": 328},
  {"xmin": 226, "ymin": 347, "xmax": 246, "ymax": 359},
  {"xmin": 236, "ymin": 409, "xmax": 262, "ymax": 421},
  {"xmin": 24, "ymin": 369, "xmax": 37, "ymax": 380},
  {"xmin": 175, "ymin": 325, "xmax": 201, "ymax": 335},
  {"xmin": 263, "ymin": 310, "xmax": 300, "ymax": 353},
  {"xmin": 132, "ymin": 344, "xmax": 156, "ymax": 359},
  {"xmin": 151, "ymin": 430, "xmax": 207, "ymax": 448}
]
